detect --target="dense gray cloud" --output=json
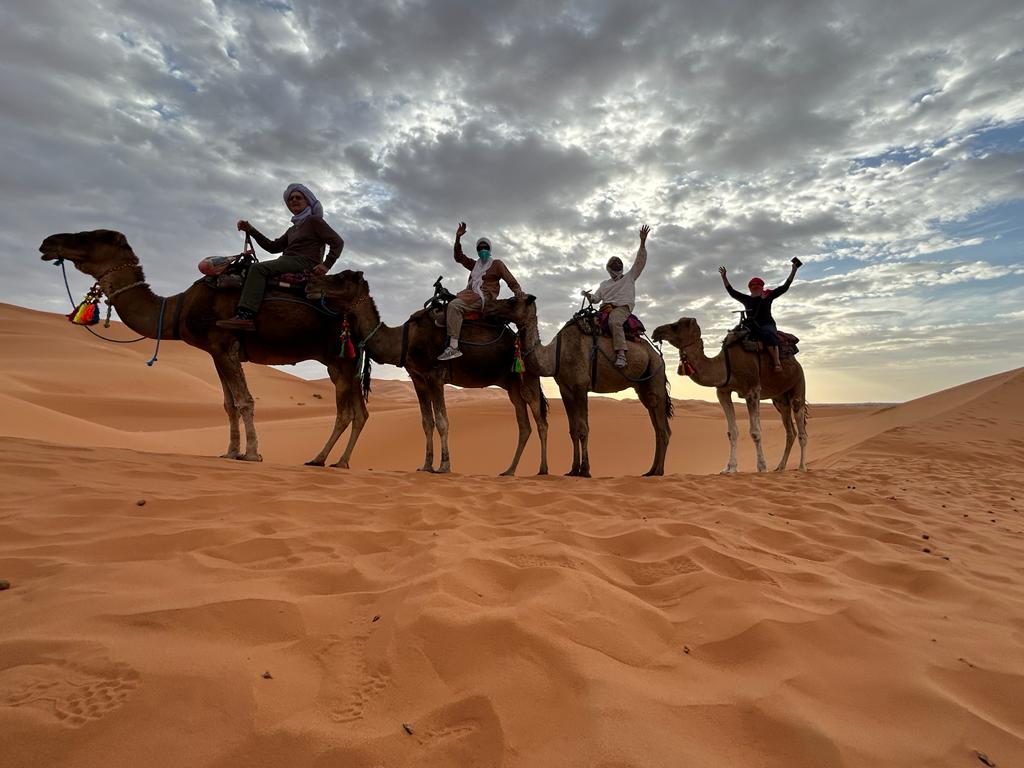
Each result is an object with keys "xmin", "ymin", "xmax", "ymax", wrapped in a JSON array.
[{"xmin": 2, "ymin": 0, "xmax": 1023, "ymax": 399}]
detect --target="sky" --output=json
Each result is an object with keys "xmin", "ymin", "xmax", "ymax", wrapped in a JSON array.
[{"xmin": 2, "ymin": 0, "xmax": 1023, "ymax": 403}]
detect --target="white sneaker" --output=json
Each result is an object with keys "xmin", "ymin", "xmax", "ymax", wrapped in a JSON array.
[
  {"xmin": 437, "ymin": 346, "xmax": 463, "ymax": 361},
  {"xmin": 614, "ymin": 351, "xmax": 627, "ymax": 368}
]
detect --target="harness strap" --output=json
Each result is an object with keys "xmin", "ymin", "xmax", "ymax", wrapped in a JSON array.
[{"xmin": 398, "ymin": 320, "xmax": 410, "ymax": 368}]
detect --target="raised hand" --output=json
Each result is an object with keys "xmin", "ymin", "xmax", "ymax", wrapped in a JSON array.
[
  {"xmin": 237, "ymin": 219, "xmax": 251, "ymax": 232},
  {"xmin": 456, "ymin": 221, "xmax": 468, "ymax": 239},
  {"xmin": 718, "ymin": 266, "xmax": 727, "ymax": 278},
  {"xmin": 639, "ymin": 224, "xmax": 650, "ymax": 243}
]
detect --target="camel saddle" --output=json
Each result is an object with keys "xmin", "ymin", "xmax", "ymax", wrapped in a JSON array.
[
  {"xmin": 421, "ymin": 277, "xmax": 520, "ymax": 329},
  {"xmin": 202, "ymin": 259, "xmax": 313, "ymax": 294},
  {"xmin": 723, "ymin": 326, "xmax": 800, "ymax": 358},
  {"xmin": 572, "ymin": 306, "xmax": 645, "ymax": 343}
]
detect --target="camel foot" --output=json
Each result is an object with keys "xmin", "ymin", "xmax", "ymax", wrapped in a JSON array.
[
  {"xmin": 642, "ymin": 469, "xmax": 664, "ymax": 477},
  {"xmin": 578, "ymin": 469, "xmax": 592, "ymax": 479},
  {"xmin": 435, "ymin": 465, "xmax": 451, "ymax": 474},
  {"xmin": 330, "ymin": 461, "xmax": 350, "ymax": 469},
  {"xmin": 720, "ymin": 466, "xmax": 737, "ymax": 475},
  {"xmin": 757, "ymin": 465, "xmax": 768, "ymax": 473},
  {"xmin": 565, "ymin": 469, "xmax": 580, "ymax": 477},
  {"xmin": 237, "ymin": 453, "xmax": 263, "ymax": 462},
  {"xmin": 305, "ymin": 459, "xmax": 326, "ymax": 467},
  {"xmin": 417, "ymin": 466, "xmax": 435, "ymax": 473},
  {"xmin": 536, "ymin": 467, "xmax": 549, "ymax": 476},
  {"xmin": 798, "ymin": 465, "xmax": 807, "ymax": 472},
  {"xmin": 499, "ymin": 468, "xmax": 516, "ymax": 477},
  {"xmin": 774, "ymin": 465, "xmax": 787, "ymax": 472},
  {"xmin": 220, "ymin": 452, "xmax": 242, "ymax": 460}
]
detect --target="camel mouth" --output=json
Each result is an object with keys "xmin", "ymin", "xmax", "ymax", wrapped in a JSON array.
[{"xmin": 39, "ymin": 235, "xmax": 79, "ymax": 263}]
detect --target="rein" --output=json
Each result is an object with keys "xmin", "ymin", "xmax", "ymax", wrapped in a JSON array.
[
  {"xmin": 56, "ymin": 258, "xmax": 148, "ymax": 344},
  {"xmin": 679, "ymin": 340, "xmax": 731, "ymax": 388}
]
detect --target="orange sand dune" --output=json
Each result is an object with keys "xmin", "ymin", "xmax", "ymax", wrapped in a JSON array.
[{"xmin": 2, "ymin": 301, "xmax": 1024, "ymax": 767}]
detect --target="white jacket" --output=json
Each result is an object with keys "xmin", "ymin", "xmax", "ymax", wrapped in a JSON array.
[{"xmin": 590, "ymin": 244, "xmax": 647, "ymax": 310}]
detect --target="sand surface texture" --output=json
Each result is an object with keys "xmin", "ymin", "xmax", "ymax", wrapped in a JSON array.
[{"xmin": 2, "ymin": 303, "xmax": 1023, "ymax": 767}]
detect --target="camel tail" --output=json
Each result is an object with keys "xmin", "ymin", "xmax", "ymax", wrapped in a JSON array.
[{"xmin": 361, "ymin": 358, "xmax": 372, "ymax": 401}]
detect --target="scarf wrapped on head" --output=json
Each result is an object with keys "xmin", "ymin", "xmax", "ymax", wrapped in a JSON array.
[
  {"xmin": 284, "ymin": 183, "xmax": 324, "ymax": 224},
  {"xmin": 470, "ymin": 237, "xmax": 494, "ymax": 304}
]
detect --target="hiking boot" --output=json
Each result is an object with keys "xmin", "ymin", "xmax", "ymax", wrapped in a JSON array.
[
  {"xmin": 614, "ymin": 351, "xmax": 627, "ymax": 368},
  {"xmin": 216, "ymin": 315, "xmax": 256, "ymax": 331},
  {"xmin": 437, "ymin": 346, "xmax": 463, "ymax": 361}
]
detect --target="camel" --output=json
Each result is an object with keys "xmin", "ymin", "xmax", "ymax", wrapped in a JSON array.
[
  {"xmin": 652, "ymin": 317, "xmax": 807, "ymax": 473},
  {"xmin": 306, "ymin": 270, "xmax": 548, "ymax": 475},
  {"xmin": 520, "ymin": 306, "xmax": 672, "ymax": 477},
  {"xmin": 39, "ymin": 229, "xmax": 368, "ymax": 466}
]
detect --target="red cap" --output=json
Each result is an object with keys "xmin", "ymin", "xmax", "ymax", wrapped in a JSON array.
[{"xmin": 748, "ymin": 277, "xmax": 765, "ymax": 287}]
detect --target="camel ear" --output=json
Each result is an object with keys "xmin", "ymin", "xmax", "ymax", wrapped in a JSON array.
[
  {"xmin": 355, "ymin": 271, "xmax": 365, "ymax": 282},
  {"xmin": 525, "ymin": 294, "xmax": 536, "ymax": 305}
]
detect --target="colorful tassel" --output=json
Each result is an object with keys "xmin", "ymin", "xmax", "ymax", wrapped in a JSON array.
[
  {"xmin": 339, "ymin": 318, "xmax": 357, "ymax": 358},
  {"xmin": 512, "ymin": 336, "xmax": 525, "ymax": 374},
  {"xmin": 68, "ymin": 284, "xmax": 103, "ymax": 325}
]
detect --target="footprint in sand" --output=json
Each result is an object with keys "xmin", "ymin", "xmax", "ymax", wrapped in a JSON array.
[
  {"xmin": 313, "ymin": 622, "xmax": 391, "ymax": 724},
  {"xmin": 0, "ymin": 643, "xmax": 139, "ymax": 728}
]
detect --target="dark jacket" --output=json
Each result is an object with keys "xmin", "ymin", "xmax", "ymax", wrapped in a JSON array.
[{"xmin": 249, "ymin": 217, "xmax": 344, "ymax": 269}]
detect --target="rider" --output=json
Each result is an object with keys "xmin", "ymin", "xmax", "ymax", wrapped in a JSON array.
[
  {"xmin": 437, "ymin": 221, "xmax": 526, "ymax": 361},
  {"xmin": 719, "ymin": 258, "xmax": 801, "ymax": 372},
  {"xmin": 582, "ymin": 226, "xmax": 650, "ymax": 368},
  {"xmin": 217, "ymin": 183, "xmax": 344, "ymax": 331}
]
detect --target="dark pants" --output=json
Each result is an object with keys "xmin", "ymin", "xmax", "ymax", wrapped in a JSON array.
[
  {"xmin": 238, "ymin": 255, "xmax": 311, "ymax": 314},
  {"xmin": 755, "ymin": 322, "xmax": 780, "ymax": 348}
]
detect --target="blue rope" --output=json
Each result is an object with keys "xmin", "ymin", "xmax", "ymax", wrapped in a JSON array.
[{"xmin": 145, "ymin": 297, "xmax": 167, "ymax": 366}]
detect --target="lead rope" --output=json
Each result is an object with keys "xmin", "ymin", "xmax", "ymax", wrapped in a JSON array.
[{"xmin": 55, "ymin": 259, "xmax": 166, "ymax": 366}]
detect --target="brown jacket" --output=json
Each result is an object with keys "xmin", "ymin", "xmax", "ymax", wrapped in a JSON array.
[
  {"xmin": 249, "ymin": 217, "xmax": 344, "ymax": 269},
  {"xmin": 454, "ymin": 241, "xmax": 523, "ymax": 303}
]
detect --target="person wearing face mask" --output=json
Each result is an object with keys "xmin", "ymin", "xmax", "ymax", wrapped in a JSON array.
[
  {"xmin": 718, "ymin": 258, "xmax": 801, "ymax": 372},
  {"xmin": 437, "ymin": 221, "xmax": 526, "ymax": 361},
  {"xmin": 582, "ymin": 225, "xmax": 650, "ymax": 368},
  {"xmin": 217, "ymin": 183, "xmax": 344, "ymax": 331}
]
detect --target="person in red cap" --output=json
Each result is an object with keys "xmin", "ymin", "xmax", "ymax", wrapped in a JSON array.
[{"xmin": 718, "ymin": 258, "xmax": 801, "ymax": 371}]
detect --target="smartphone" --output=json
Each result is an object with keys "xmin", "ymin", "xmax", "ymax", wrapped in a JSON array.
[{"xmin": 791, "ymin": 257, "xmax": 803, "ymax": 267}]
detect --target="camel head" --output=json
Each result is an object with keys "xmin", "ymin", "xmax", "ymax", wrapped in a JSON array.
[
  {"xmin": 305, "ymin": 269, "xmax": 367, "ymax": 306},
  {"xmin": 652, "ymin": 317, "xmax": 703, "ymax": 349},
  {"xmin": 39, "ymin": 230, "xmax": 137, "ymax": 278}
]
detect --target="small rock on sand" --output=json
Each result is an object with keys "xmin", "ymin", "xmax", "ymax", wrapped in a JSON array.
[
  {"xmin": 0, "ymin": 579, "xmax": 11, "ymax": 590},
  {"xmin": 136, "ymin": 499, "xmax": 146, "ymax": 507},
  {"xmin": 262, "ymin": 671, "xmax": 273, "ymax": 679}
]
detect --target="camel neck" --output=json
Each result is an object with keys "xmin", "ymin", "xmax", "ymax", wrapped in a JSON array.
[
  {"xmin": 97, "ymin": 259, "xmax": 177, "ymax": 340},
  {"xmin": 524, "ymin": 318, "xmax": 557, "ymax": 376},
  {"xmin": 680, "ymin": 337, "xmax": 726, "ymax": 388},
  {"xmin": 350, "ymin": 294, "xmax": 402, "ymax": 366}
]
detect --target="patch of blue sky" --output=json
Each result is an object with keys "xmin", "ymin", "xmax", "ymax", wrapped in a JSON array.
[
  {"xmin": 932, "ymin": 199, "xmax": 1024, "ymax": 269},
  {"xmin": 150, "ymin": 103, "xmax": 178, "ymax": 121},
  {"xmin": 966, "ymin": 120, "xmax": 1024, "ymax": 155},
  {"xmin": 115, "ymin": 31, "xmax": 138, "ymax": 48}
]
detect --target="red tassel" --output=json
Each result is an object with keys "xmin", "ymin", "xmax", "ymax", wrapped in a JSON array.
[
  {"xmin": 339, "ymin": 318, "xmax": 357, "ymax": 358},
  {"xmin": 68, "ymin": 284, "xmax": 103, "ymax": 325}
]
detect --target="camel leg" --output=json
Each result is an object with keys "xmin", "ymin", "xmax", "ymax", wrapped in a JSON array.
[
  {"xmin": 560, "ymin": 385, "xmax": 582, "ymax": 476},
  {"xmin": 214, "ymin": 361, "xmax": 242, "ymax": 459},
  {"xmin": 332, "ymin": 370, "xmax": 369, "ymax": 469},
  {"xmin": 746, "ymin": 394, "xmax": 767, "ymax": 472},
  {"xmin": 639, "ymin": 382, "xmax": 670, "ymax": 477},
  {"xmin": 794, "ymin": 393, "xmax": 808, "ymax": 472},
  {"xmin": 576, "ymin": 393, "xmax": 592, "ymax": 478},
  {"xmin": 429, "ymin": 376, "xmax": 452, "ymax": 474},
  {"xmin": 412, "ymin": 376, "xmax": 436, "ymax": 472},
  {"xmin": 526, "ymin": 379, "xmax": 549, "ymax": 475},
  {"xmin": 773, "ymin": 396, "xmax": 795, "ymax": 471},
  {"xmin": 499, "ymin": 379, "xmax": 531, "ymax": 476},
  {"xmin": 214, "ymin": 351, "xmax": 261, "ymax": 462},
  {"xmin": 305, "ymin": 363, "xmax": 352, "ymax": 467},
  {"xmin": 717, "ymin": 388, "xmax": 739, "ymax": 474}
]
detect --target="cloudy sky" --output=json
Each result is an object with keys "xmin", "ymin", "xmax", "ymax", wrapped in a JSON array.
[{"xmin": 3, "ymin": 0, "xmax": 1023, "ymax": 402}]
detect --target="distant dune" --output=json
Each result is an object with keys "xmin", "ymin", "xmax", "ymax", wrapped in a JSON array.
[{"xmin": 2, "ymin": 301, "xmax": 1023, "ymax": 768}]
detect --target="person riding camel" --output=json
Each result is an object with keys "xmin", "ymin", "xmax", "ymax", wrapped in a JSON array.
[
  {"xmin": 217, "ymin": 183, "xmax": 344, "ymax": 331},
  {"xmin": 582, "ymin": 225, "xmax": 650, "ymax": 368},
  {"xmin": 719, "ymin": 257, "xmax": 802, "ymax": 372},
  {"xmin": 437, "ymin": 221, "xmax": 526, "ymax": 361}
]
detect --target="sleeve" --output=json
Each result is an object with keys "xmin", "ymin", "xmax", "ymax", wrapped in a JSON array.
[
  {"xmin": 454, "ymin": 241, "xmax": 475, "ymax": 271},
  {"xmin": 249, "ymin": 227, "xmax": 287, "ymax": 254},
  {"xmin": 770, "ymin": 274, "xmax": 793, "ymax": 299},
  {"xmin": 726, "ymin": 284, "xmax": 753, "ymax": 307},
  {"xmin": 313, "ymin": 218, "xmax": 345, "ymax": 267},
  {"xmin": 628, "ymin": 244, "xmax": 647, "ymax": 280},
  {"xmin": 589, "ymin": 283, "xmax": 604, "ymax": 303},
  {"xmin": 498, "ymin": 261, "xmax": 522, "ymax": 294}
]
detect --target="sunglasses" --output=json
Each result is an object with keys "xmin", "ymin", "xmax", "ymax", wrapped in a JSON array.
[
  {"xmin": 287, "ymin": 195, "xmax": 307, "ymax": 202},
  {"xmin": 476, "ymin": 244, "xmax": 490, "ymax": 251}
]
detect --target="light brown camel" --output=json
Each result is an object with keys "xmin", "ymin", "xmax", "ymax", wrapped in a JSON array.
[
  {"xmin": 652, "ymin": 317, "xmax": 807, "ymax": 473},
  {"xmin": 39, "ymin": 230, "xmax": 367, "ymax": 466},
  {"xmin": 520, "ymin": 307, "xmax": 672, "ymax": 477},
  {"xmin": 306, "ymin": 270, "xmax": 548, "ymax": 475}
]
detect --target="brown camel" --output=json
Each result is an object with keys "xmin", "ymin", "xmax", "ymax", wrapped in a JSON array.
[
  {"xmin": 306, "ymin": 270, "xmax": 548, "ymax": 475},
  {"xmin": 520, "ymin": 307, "xmax": 672, "ymax": 477},
  {"xmin": 39, "ymin": 230, "xmax": 368, "ymax": 466},
  {"xmin": 652, "ymin": 317, "xmax": 807, "ymax": 473}
]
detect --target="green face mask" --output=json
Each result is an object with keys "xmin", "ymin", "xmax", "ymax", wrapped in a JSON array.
[{"xmin": 478, "ymin": 249, "xmax": 492, "ymax": 262}]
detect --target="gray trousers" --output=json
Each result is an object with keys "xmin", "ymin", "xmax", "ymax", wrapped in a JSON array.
[
  {"xmin": 607, "ymin": 305, "xmax": 630, "ymax": 351},
  {"xmin": 238, "ymin": 255, "xmax": 311, "ymax": 313},
  {"xmin": 447, "ymin": 295, "xmax": 483, "ymax": 342}
]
